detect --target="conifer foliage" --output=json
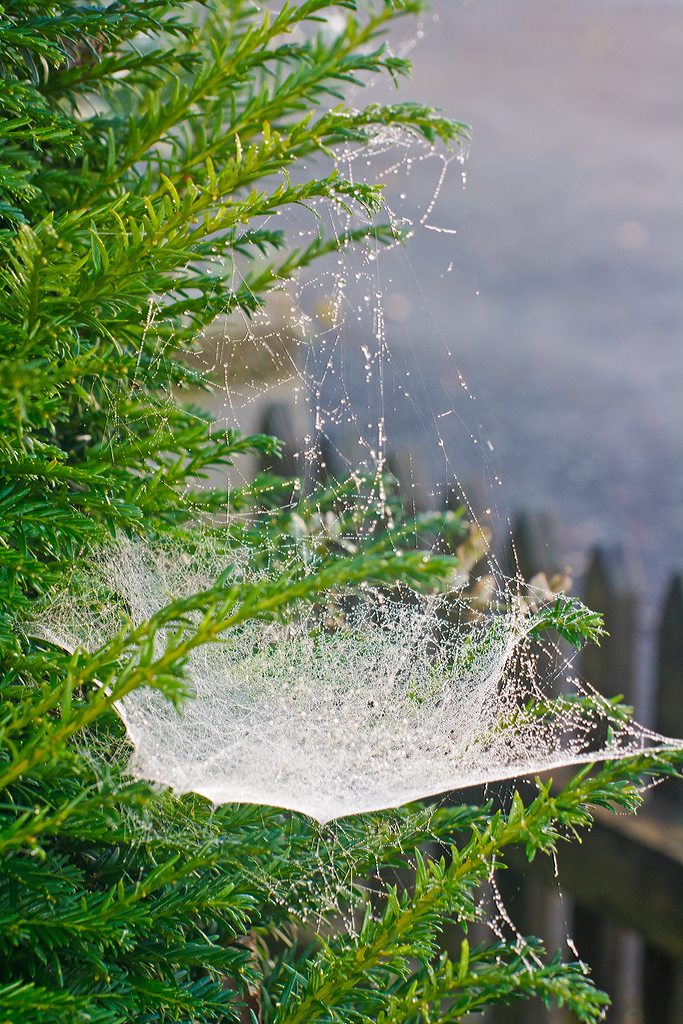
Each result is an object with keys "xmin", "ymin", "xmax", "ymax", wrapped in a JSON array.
[{"xmin": 0, "ymin": 2, "xmax": 678, "ymax": 1022}]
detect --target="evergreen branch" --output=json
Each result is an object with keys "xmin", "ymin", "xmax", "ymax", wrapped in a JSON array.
[
  {"xmin": 382, "ymin": 941, "xmax": 609, "ymax": 1022},
  {"xmin": 528, "ymin": 596, "xmax": 607, "ymax": 649},
  {"xmin": 0, "ymin": 980, "xmax": 116, "ymax": 1024},
  {"xmin": 273, "ymin": 754, "xmax": 683, "ymax": 1024}
]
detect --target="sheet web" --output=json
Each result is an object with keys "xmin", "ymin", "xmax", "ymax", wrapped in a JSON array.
[
  {"xmin": 38, "ymin": 117, "xmax": 683, "ymax": 974},
  {"xmin": 43, "ymin": 125, "xmax": 678, "ymax": 829}
]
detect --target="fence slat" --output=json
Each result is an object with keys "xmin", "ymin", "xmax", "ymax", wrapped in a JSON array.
[
  {"xmin": 654, "ymin": 575, "xmax": 683, "ymax": 808},
  {"xmin": 579, "ymin": 546, "xmax": 639, "ymax": 706},
  {"xmin": 655, "ymin": 575, "xmax": 683, "ymax": 738},
  {"xmin": 506, "ymin": 512, "xmax": 562, "ymax": 582}
]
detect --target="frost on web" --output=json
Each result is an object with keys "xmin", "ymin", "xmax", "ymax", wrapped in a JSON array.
[{"xmin": 41, "ymin": 539, "xmax": 675, "ymax": 824}]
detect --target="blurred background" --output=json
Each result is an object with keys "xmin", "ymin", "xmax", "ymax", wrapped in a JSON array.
[
  {"xmin": 360, "ymin": 0, "xmax": 683, "ymax": 724},
  {"xmin": 333, "ymin": 1, "xmax": 683, "ymax": 1019}
]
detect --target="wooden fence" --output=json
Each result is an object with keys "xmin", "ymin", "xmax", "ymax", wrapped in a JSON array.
[{"xmin": 496, "ymin": 512, "xmax": 683, "ymax": 1024}]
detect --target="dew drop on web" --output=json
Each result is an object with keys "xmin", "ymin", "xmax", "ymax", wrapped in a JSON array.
[{"xmin": 39, "ymin": 120, "xmax": 681, "ymax": 827}]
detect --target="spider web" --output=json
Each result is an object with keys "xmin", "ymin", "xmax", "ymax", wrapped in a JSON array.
[
  {"xmin": 42, "ymin": 532, "xmax": 674, "ymax": 824},
  {"xmin": 41, "ymin": 122, "xmax": 680, "ymax": 825}
]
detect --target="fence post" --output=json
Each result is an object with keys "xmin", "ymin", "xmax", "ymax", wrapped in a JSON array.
[
  {"xmin": 647, "ymin": 576, "xmax": 683, "ymax": 1020},
  {"xmin": 579, "ymin": 546, "xmax": 639, "ymax": 707},
  {"xmin": 571, "ymin": 546, "xmax": 642, "ymax": 1022},
  {"xmin": 506, "ymin": 512, "xmax": 562, "ymax": 583},
  {"xmin": 653, "ymin": 575, "xmax": 683, "ymax": 810},
  {"xmin": 654, "ymin": 575, "xmax": 683, "ymax": 739},
  {"xmin": 386, "ymin": 447, "xmax": 427, "ymax": 513},
  {"xmin": 499, "ymin": 514, "xmax": 578, "ymax": 1024}
]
